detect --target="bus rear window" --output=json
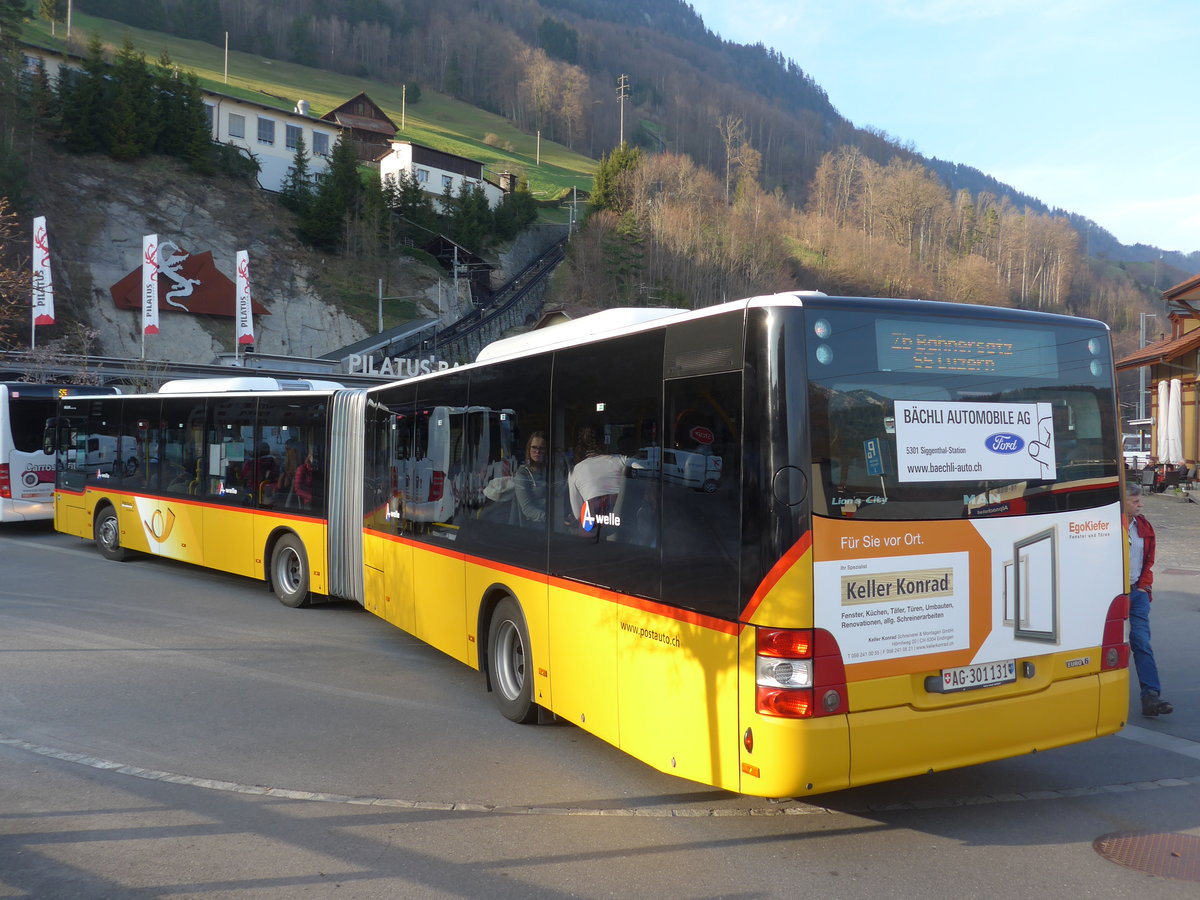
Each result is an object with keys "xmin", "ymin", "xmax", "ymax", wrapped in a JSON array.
[
  {"xmin": 807, "ymin": 309, "xmax": 1118, "ymax": 520},
  {"xmin": 9, "ymin": 398, "xmax": 58, "ymax": 452}
]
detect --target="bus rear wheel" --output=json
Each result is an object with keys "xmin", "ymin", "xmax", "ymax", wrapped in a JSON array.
[
  {"xmin": 488, "ymin": 597, "xmax": 537, "ymax": 723},
  {"xmin": 270, "ymin": 534, "xmax": 310, "ymax": 607},
  {"xmin": 94, "ymin": 505, "xmax": 128, "ymax": 562}
]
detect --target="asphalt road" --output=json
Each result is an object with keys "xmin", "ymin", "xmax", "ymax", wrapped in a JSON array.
[{"xmin": 1, "ymin": 501, "xmax": 1199, "ymax": 899}]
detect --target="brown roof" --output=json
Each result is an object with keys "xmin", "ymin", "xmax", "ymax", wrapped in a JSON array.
[
  {"xmin": 1164, "ymin": 272, "xmax": 1200, "ymax": 302},
  {"xmin": 1115, "ymin": 328, "xmax": 1200, "ymax": 371},
  {"xmin": 327, "ymin": 111, "xmax": 396, "ymax": 136}
]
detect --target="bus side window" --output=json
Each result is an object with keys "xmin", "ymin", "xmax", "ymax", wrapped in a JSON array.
[
  {"xmin": 549, "ymin": 330, "xmax": 663, "ymax": 600},
  {"xmin": 161, "ymin": 397, "xmax": 207, "ymax": 498},
  {"xmin": 81, "ymin": 399, "xmax": 125, "ymax": 488},
  {"xmin": 659, "ymin": 372, "xmax": 741, "ymax": 619}
]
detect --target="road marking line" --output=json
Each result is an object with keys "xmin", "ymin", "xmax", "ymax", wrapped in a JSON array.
[{"xmin": 3, "ymin": 733, "xmax": 1199, "ymax": 816}]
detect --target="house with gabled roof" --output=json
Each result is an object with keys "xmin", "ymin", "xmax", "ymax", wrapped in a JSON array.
[{"xmin": 320, "ymin": 92, "xmax": 398, "ymax": 162}]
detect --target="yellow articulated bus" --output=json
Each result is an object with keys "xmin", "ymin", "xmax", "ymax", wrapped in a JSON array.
[{"xmin": 54, "ymin": 294, "xmax": 1130, "ymax": 797}]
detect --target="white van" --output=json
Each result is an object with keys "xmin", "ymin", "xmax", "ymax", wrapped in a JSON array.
[{"xmin": 628, "ymin": 446, "xmax": 722, "ymax": 493}]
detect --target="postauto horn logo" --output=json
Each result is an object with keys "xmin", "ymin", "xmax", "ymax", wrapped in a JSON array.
[{"xmin": 985, "ymin": 433, "xmax": 1024, "ymax": 454}]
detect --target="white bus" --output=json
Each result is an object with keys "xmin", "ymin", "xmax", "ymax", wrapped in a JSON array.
[{"xmin": 1, "ymin": 383, "xmax": 118, "ymax": 522}]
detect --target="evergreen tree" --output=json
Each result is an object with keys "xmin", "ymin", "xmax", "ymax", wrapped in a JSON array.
[
  {"xmin": 603, "ymin": 209, "xmax": 646, "ymax": 303},
  {"xmin": 493, "ymin": 177, "xmax": 538, "ymax": 241},
  {"xmin": 26, "ymin": 58, "xmax": 57, "ymax": 134},
  {"xmin": 58, "ymin": 35, "xmax": 110, "ymax": 154},
  {"xmin": 590, "ymin": 142, "xmax": 641, "ymax": 214},
  {"xmin": 388, "ymin": 170, "xmax": 437, "ymax": 241},
  {"xmin": 151, "ymin": 51, "xmax": 183, "ymax": 155},
  {"xmin": 0, "ymin": 0, "xmax": 28, "ymax": 49},
  {"xmin": 110, "ymin": 37, "xmax": 156, "ymax": 160},
  {"xmin": 447, "ymin": 183, "xmax": 491, "ymax": 252},
  {"xmin": 280, "ymin": 134, "xmax": 313, "ymax": 215},
  {"xmin": 177, "ymin": 72, "xmax": 214, "ymax": 174},
  {"xmin": 300, "ymin": 133, "xmax": 363, "ymax": 251}
]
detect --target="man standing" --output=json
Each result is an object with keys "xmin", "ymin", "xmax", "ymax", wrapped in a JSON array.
[{"xmin": 1126, "ymin": 483, "xmax": 1173, "ymax": 716}]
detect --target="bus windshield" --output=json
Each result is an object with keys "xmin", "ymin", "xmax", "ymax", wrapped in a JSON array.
[{"xmin": 807, "ymin": 307, "xmax": 1119, "ymax": 520}]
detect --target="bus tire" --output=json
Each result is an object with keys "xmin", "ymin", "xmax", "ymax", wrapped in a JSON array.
[
  {"xmin": 487, "ymin": 597, "xmax": 538, "ymax": 723},
  {"xmin": 270, "ymin": 534, "xmax": 310, "ymax": 608},
  {"xmin": 94, "ymin": 504, "xmax": 128, "ymax": 562}
]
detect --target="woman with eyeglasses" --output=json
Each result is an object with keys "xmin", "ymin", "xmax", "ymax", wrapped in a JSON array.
[{"xmin": 513, "ymin": 431, "xmax": 548, "ymax": 525}]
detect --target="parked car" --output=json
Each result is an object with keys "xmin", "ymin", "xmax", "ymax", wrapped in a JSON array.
[{"xmin": 628, "ymin": 445, "xmax": 722, "ymax": 493}]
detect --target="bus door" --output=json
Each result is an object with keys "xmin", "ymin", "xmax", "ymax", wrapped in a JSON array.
[
  {"xmin": 364, "ymin": 386, "xmax": 416, "ymax": 633},
  {"xmin": 547, "ymin": 330, "xmax": 664, "ymax": 747},
  {"xmin": 408, "ymin": 374, "xmax": 471, "ymax": 663},
  {"xmin": 51, "ymin": 399, "xmax": 91, "ymax": 535},
  {"xmin": 618, "ymin": 361, "xmax": 744, "ymax": 790},
  {"xmin": 199, "ymin": 396, "xmax": 258, "ymax": 577}
]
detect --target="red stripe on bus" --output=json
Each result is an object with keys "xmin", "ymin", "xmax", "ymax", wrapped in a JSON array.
[
  {"xmin": 368, "ymin": 526, "xmax": 738, "ymax": 634},
  {"xmin": 740, "ymin": 530, "xmax": 813, "ymax": 622},
  {"xmin": 73, "ymin": 487, "xmax": 327, "ymax": 524}
]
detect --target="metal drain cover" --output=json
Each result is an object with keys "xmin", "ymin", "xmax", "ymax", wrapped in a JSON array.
[{"xmin": 1094, "ymin": 831, "xmax": 1200, "ymax": 882}]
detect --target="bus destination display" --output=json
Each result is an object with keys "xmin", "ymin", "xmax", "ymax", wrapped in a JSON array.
[{"xmin": 875, "ymin": 319, "xmax": 1058, "ymax": 377}]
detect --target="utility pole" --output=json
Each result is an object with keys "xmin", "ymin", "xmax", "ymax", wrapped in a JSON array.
[
  {"xmin": 1139, "ymin": 313, "xmax": 1158, "ymax": 421},
  {"xmin": 616, "ymin": 74, "xmax": 630, "ymax": 146}
]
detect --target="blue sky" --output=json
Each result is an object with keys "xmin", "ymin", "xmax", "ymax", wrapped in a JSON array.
[{"xmin": 686, "ymin": 0, "xmax": 1198, "ymax": 255}]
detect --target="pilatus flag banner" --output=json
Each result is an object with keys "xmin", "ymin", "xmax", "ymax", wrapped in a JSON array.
[
  {"xmin": 142, "ymin": 234, "xmax": 159, "ymax": 335},
  {"xmin": 235, "ymin": 250, "xmax": 254, "ymax": 345},
  {"xmin": 32, "ymin": 216, "xmax": 55, "ymax": 326}
]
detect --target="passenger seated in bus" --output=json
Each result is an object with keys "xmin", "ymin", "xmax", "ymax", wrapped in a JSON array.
[
  {"xmin": 512, "ymin": 431, "xmax": 548, "ymax": 526},
  {"xmin": 244, "ymin": 442, "xmax": 278, "ymax": 501},
  {"xmin": 294, "ymin": 451, "xmax": 316, "ymax": 509},
  {"xmin": 276, "ymin": 440, "xmax": 300, "ymax": 501}
]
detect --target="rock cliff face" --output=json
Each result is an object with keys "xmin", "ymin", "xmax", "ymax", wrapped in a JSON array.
[{"xmin": 33, "ymin": 148, "xmax": 370, "ymax": 363}]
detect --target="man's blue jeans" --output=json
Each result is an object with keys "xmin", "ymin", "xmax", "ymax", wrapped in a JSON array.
[{"xmin": 1128, "ymin": 588, "xmax": 1161, "ymax": 697}]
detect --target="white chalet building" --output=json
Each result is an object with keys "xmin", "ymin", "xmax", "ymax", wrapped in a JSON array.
[
  {"xmin": 380, "ymin": 141, "xmax": 509, "ymax": 210},
  {"xmin": 21, "ymin": 44, "xmax": 337, "ymax": 194},
  {"xmin": 205, "ymin": 95, "xmax": 340, "ymax": 193},
  {"xmin": 22, "ymin": 44, "xmax": 510, "ymax": 205}
]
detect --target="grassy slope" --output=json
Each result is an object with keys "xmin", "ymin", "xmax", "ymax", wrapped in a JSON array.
[{"xmin": 26, "ymin": 13, "xmax": 596, "ymax": 201}]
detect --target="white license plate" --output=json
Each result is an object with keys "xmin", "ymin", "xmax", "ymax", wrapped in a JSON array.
[{"xmin": 937, "ymin": 659, "xmax": 1016, "ymax": 693}]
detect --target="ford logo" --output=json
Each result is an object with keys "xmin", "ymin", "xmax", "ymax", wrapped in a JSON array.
[{"xmin": 986, "ymin": 433, "xmax": 1024, "ymax": 454}]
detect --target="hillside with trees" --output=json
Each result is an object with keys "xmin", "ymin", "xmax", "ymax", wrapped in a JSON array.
[{"xmin": 11, "ymin": 0, "xmax": 1196, "ymax": 375}]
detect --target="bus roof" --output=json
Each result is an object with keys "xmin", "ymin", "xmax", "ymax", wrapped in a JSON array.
[
  {"xmin": 158, "ymin": 377, "xmax": 345, "ymax": 394},
  {"xmin": 0, "ymin": 383, "xmax": 121, "ymax": 398},
  {"xmin": 474, "ymin": 292, "xmax": 826, "ymax": 365}
]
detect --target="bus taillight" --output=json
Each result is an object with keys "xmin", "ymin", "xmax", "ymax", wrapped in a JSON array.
[
  {"xmin": 429, "ymin": 470, "xmax": 445, "ymax": 501},
  {"xmin": 0, "ymin": 463, "xmax": 10, "ymax": 499},
  {"xmin": 755, "ymin": 627, "xmax": 847, "ymax": 718},
  {"xmin": 1101, "ymin": 594, "xmax": 1130, "ymax": 670}
]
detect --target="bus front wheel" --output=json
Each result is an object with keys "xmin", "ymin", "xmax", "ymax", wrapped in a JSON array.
[
  {"xmin": 94, "ymin": 505, "xmax": 128, "ymax": 562},
  {"xmin": 488, "ymin": 597, "xmax": 538, "ymax": 723},
  {"xmin": 270, "ymin": 534, "xmax": 310, "ymax": 607}
]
